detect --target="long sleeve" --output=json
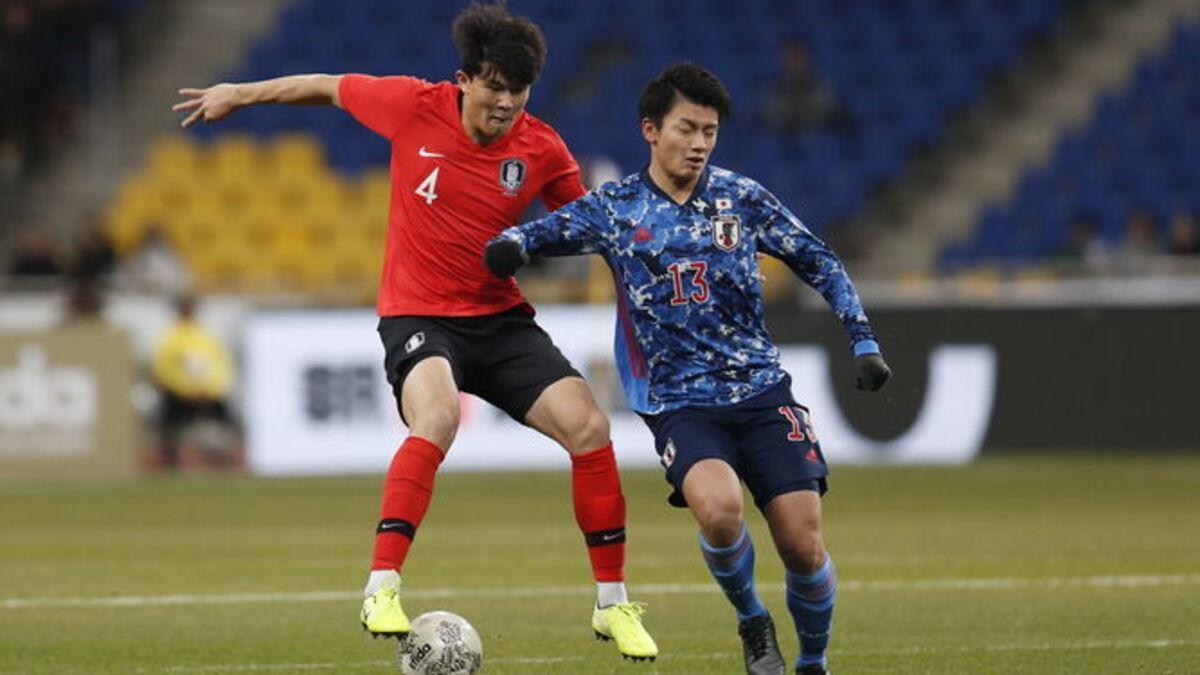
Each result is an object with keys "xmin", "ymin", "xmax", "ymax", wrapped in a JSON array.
[
  {"xmin": 494, "ymin": 189, "xmax": 612, "ymax": 258},
  {"xmin": 756, "ymin": 189, "xmax": 878, "ymax": 352}
]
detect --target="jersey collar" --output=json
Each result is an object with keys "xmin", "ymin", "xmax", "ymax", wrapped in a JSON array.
[{"xmin": 639, "ymin": 165, "xmax": 710, "ymax": 208}]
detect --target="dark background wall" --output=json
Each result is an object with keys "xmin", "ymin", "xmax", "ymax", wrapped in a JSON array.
[{"xmin": 768, "ymin": 304, "xmax": 1200, "ymax": 450}]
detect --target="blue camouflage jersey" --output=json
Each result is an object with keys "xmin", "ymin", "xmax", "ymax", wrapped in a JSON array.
[{"xmin": 494, "ymin": 165, "xmax": 879, "ymax": 414}]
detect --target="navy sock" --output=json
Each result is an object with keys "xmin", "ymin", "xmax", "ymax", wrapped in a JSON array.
[
  {"xmin": 699, "ymin": 523, "xmax": 766, "ymax": 621},
  {"xmin": 786, "ymin": 555, "xmax": 836, "ymax": 669}
]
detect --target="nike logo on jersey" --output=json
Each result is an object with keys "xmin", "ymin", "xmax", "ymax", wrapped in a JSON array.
[{"xmin": 418, "ymin": 147, "xmax": 445, "ymax": 158}]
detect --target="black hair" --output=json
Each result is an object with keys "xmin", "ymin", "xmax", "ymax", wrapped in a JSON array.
[
  {"xmin": 638, "ymin": 62, "xmax": 731, "ymax": 128},
  {"xmin": 452, "ymin": 2, "xmax": 547, "ymax": 90}
]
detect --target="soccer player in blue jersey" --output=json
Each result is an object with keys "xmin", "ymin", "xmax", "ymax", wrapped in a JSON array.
[{"xmin": 484, "ymin": 63, "xmax": 890, "ymax": 675}]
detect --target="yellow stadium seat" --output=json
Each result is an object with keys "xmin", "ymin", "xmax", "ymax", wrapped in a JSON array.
[
  {"xmin": 270, "ymin": 174, "xmax": 345, "ymax": 219},
  {"xmin": 268, "ymin": 134, "xmax": 326, "ymax": 176},
  {"xmin": 152, "ymin": 176, "xmax": 198, "ymax": 214},
  {"xmin": 209, "ymin": 135, "xmax": 264, "ymax": 179},
  {"xmin": 357, "ymin": 169, "xmax": 392, "ymax": 214},
  {"xmin": 146, "ymin": 136, "xmax": 200, "ymax": 179},
  {"xmin": 205, "ymin": 175, "xmax": 257, "ymax": 216},
  {"xmin": 108, "ymin": 177, "xmax": 167, "ymax": 252},
  {"xmin": 172, "ymin": 213, "xmax": 224, "ymax": 256},
  {"xmin": 295, "ymin": 214, "xmax": 344, "ymax": 251}
]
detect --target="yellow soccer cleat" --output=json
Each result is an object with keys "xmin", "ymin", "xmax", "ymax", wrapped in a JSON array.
[
  {"xmin": 591, "ymin": 601, "xmax": 659, "ymax": 662},
  {"xmin": 360, "ymin": 586, "xmax": 410, "ymax": 638}
]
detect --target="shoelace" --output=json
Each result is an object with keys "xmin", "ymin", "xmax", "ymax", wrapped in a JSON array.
[
  {"xmin": 739, "ymin": 618, "xmax": 772, "ymax": 660},
  {"xmin": 611, "ymin": 601, "xmax": 647, "ymax": 621}
]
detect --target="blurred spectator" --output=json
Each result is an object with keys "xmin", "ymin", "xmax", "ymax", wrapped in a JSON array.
[
  {"xmin": 763, "ymin": 39, "xmax": 847, "ymax": 135},
  {"xmin": 69, "ymin": 213, "xmax": 117, "ymax": 279},
  {"xmin": 1167, "ymin": 210, "xmax": 1200, "ymax": 256},
  {"xmin": 7, "ymin": 228, "xmax": 63, "ymax": 277},
  {"xmin": 62, "ymin": 275, "xmax": 106, "ymax": 325},
  {"xmin": 151, "ymin": 294, "xmax": 237, "ymax": 470},
  {"xmin": 0, "ymin": 0, "xmax": 124, "ymax": 183},
  {"xmin": 1059, "ymin": 215, "xmax": 1111, "ymax": 273},
  {"xmin": 0, "ymin": 1, "xmax": 42, "ymax": 179},
  {"xmin": 1112, "ymin": 210, "xmax": 1162, "ymax": 275},
  {"xmin": 118, "ymin": 224, "xmax": 191, "ymax": 294}
]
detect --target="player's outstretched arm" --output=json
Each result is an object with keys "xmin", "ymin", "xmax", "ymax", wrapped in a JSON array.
[
  {"xmin": 484, "ymin": 191, "xmax": 612, "ymax": 278},
  {"xmin": 173, "ymin": 74, "xmax": 343, "ymax": 127}
]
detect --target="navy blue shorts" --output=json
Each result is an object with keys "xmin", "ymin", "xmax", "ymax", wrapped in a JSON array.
[{"xmin": 639, "ymin": 378, "xmax": 828, "ymax": 510}]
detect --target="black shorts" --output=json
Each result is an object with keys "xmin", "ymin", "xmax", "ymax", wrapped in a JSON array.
[
  {"xmin": 378, "ymin": 306, "xmax": 582, "ymax": 423},
  {"xmin": 639, "ymin": 378, "xmax": 828, "ymax": 510}
]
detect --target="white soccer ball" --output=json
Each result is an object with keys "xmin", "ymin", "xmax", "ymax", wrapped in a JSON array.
[{"xmin": 396, "ymin": 611, "xmax": 484, "ymax": 675}]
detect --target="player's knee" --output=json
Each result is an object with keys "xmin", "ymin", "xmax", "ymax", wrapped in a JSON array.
[
  {"xmin": 692, "ymin": 494, "xmax": 744, "ymax": 547},
  {"xmin": 568, "ymin": 407, "xmax": 610, "ymax": 454},
  {"xmin": 779, "ymin": 534, "xmax": 826, "ymax": 574},
  {"xmin": 408, "ymin": 404, "xmax": 460, "ymax": 450}
]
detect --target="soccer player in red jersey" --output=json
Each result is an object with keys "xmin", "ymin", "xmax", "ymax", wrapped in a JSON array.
[{"xmin": 172, "ymin": 3, "xmax": 657, "ymax": 661}]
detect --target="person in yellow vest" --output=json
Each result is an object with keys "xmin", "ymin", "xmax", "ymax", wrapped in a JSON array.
[{"xmin": 151, "ymin": 294, "xmax": 236, "ymax": 469}]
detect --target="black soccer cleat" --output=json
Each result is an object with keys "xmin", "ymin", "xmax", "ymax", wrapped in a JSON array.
[
  {"xmin": 796, "ymin": 664, "xmax": 828, "ymax": 675},
  {"xmin": 738, "ymin": 613, "xmax": 787, "ymax": 674}
]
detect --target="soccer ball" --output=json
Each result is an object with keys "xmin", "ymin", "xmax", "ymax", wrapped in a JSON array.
[{"xmin": 397, "ymin": 611, "xmax": 483, "ymax": 675}]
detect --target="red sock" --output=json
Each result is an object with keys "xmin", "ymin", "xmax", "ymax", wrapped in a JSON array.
[
  {"xmin": 571, "ymin": 443, "xmax": 626, "ymax": 582},
  {"xmin": 371, "ymin": 436, "xmax": 444, "ymax": 572}
]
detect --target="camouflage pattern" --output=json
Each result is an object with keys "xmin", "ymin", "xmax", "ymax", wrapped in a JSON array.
[{"xmin": 494, "ymin": 166, "xmax": 878, "ymax": 414}]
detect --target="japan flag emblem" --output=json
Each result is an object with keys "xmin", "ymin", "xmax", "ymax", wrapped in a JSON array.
[{"xmin": 711, "ymin": 214, "xmax": 741, "ymax": 251}]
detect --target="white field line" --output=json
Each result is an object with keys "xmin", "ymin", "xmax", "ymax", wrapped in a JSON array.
[
  {"xmin": 3, "ymin": 573, "xmax": 1198, "ymax": 611},
  {"xmin": 138, "ymin": 640, "xmax": 1200, "ymax": 673},
  {"xmin": 853, "ymin": 638, "xmax": 1200, "ymax": 656},
  {"xmin": 144, "ymin": 652, "xmax": 739, "ymax": 673}
]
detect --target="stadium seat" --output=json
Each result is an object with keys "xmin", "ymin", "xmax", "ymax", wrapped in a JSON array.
[
  {"xmin": 948, "ymin": 20, "xmax": 1200, "ymax": 268},
  {"xmin": 112, "ymin": 1, "xmax": 1085, "ymax": 293}
]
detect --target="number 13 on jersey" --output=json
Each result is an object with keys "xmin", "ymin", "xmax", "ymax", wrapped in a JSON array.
[{"xmin": 669, "ymin": 261, "xmax": 709, "ymax": 305}]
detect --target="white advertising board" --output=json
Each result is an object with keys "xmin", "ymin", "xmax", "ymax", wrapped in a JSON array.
[{"xmin": 243, "ymin": 306, "xmax": 993, "ymax": 475}]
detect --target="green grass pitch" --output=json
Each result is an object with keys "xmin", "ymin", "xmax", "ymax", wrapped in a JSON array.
[{"xmin": 1, "ymin": 455, "xmax": 1198, "ymax": 674}]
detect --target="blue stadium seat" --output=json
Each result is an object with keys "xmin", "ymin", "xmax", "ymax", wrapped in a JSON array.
[
  {"xmin": 947, "ymin": 19, "xmax": 1200, "ymax": 268},
  {"xmin": 195, "ymin": 0, "xmax": 1075, "ymax": 236}
]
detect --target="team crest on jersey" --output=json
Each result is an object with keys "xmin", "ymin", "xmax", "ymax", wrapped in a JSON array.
[
  {"xmin": 498, "ymin": 158, "xmax": 527, "ymax": 196},
  {"xmin": 711, "ymin": 214, "xmax": 742, "ymax": 251},
  {"xmin": 715, "ymin": 197, "xmax": 733, "ymax": 211}
]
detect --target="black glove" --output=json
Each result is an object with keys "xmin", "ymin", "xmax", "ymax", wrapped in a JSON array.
[
  {"xmin": 484, "ymin": 239, "xmax": 529, "ymax": 278},
  {"xmin": 854, "ymin": 353, "xmax": 891, "ymax": 391}
]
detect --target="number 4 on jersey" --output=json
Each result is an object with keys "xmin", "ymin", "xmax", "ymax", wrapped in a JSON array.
[{"xmin": 415, "ymin": 167, "xmax": 440, "ymax": 205}]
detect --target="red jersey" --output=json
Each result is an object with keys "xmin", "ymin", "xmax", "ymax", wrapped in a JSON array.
[{"xmin": 338, "ymin": 75, "xmax": 586, "ymax": 316}]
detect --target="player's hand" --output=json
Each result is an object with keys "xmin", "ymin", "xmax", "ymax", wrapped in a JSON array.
[
  {"xmin": 854, "ymin": 353, "xmax": 891, "ymax": 392},
  {"xmin": 484, "ymin": 239, "xmax": 529, "ymax": 278},
  {"xmin": 173, "ymin": 84, "xmax": 243, "ymax": 127}
]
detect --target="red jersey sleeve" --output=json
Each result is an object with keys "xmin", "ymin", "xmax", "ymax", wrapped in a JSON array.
[
  {"xmin": 540, "ymin": 132, "xmax": 586, "ymax": 211},
  {"xmin": 338, "ymin": 74, "xmax": 425, "ymax": 140}
]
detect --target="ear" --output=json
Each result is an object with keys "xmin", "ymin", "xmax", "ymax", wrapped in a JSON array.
[
  {"xmin": 454, "ymin": 70, "xmax": 470, "ymax": 90},
  {"xmin": 640, "ymin": 117, "xmax": 659, "ymax": 146}
]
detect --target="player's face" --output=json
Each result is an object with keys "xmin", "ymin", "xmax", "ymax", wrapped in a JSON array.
[
  {"xmin": 643, "ymin": 97, "xmax": 720, "ymax": 186},
  {"xmin": 456, "ymin": 67, "xmax": 530, "ymax": 144}
]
